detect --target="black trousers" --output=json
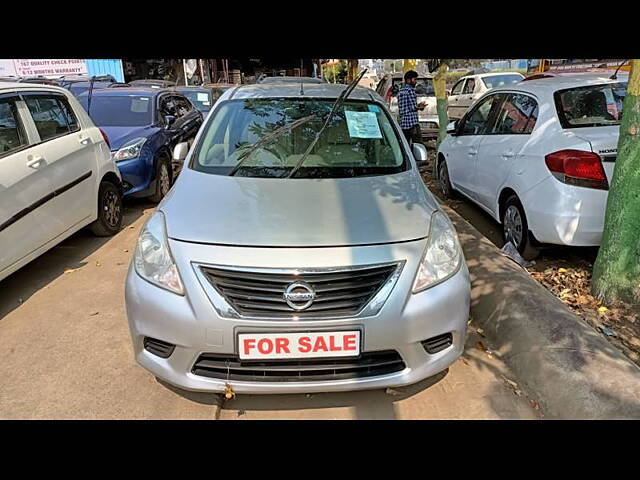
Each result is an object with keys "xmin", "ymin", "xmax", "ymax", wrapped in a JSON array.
[{"xmin": 402, "ymin": 124, "xmax": 422, "ymax": 145}]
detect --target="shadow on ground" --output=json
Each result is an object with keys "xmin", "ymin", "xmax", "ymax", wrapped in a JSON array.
[{"xmin": 0, "ymin": 199, "xmax": 152, "ymax": 321}]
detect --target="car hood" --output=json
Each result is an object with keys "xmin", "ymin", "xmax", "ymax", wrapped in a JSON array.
[
  {"xmin": 161, "ymin": 168, "xmax": 437, "ymax": 247},
  {"xmin": 100, "ymin": 125, "xmax": 158, "ymax": 151}
]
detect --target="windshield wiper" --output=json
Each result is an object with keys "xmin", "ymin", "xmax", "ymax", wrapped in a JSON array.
[
  {"xmin": 228, "ymin": 114, "xmax": 317, "ymax": 177},
  {"xmin": 286, "ymin": 68, "xmax": 367, "ymax": 179}
]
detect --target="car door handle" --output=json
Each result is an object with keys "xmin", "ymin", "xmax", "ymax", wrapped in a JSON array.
[
  {"xmin": 26, "ymin": 156, "xmax": 44, "ymax": 168},
  {"xmin": 80, "ymin": 137, "xmax": 91, "ymax": 145},
  {"xmin": 468, "ymin": 149, "xmax": 478, "ymax": 156},
  {"xmin": 502, "ymin": 151, "xmax": 515, "ymax": 158}
]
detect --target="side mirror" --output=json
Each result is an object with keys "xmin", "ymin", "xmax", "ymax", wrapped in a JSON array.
[
  {"xmin": 173, "ymin": 142, "xmax": 189, "ymax": 162},
  {"xmin": 446, "ymin": 120, "xmax": 458, "ymax": 135},
  {"xmin": 412, "ymin": 142, "xmax": 428, "ymax": 163},
  {"xmin": 164, "ymin": 115, "xmax": 176, "ymax": 128}
]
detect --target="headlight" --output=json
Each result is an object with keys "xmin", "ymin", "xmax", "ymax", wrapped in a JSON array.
[
  {"xmin": 134, "ymin": 211, "xmax": 184, "ymax": 295},
  {"xmin": 412, "ymin": 210, "xmax": 463, "ymax": 293},
  {"xmin": 113, "ymin": 137, "xmax": 147, "ymax": 162}
]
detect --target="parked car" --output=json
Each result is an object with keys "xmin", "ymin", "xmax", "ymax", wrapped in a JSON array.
[
  {"xmin": 77, "ymin": 87, "xmax": 203, "ymax": 201},
  {"xmin": 436, "ymin": 74, "xmax": 627, "ymax": 259},
  {"xmin": 447, "ymin": 72, "xmax": 525, "ymax": 120},
  {"xmin": 0, "ymin": 82, "xmax": 123, "ymax": 282},
  {"xmin": 173, "ymin": 86, "xmax": 213, "ymax": 114},
  {"xmin": 129, "ymin": 79, "xmax": 176, "ymax": 89},
  {"xmin": 375, "ymin": 73, "xmax": 439, "ymax": 140},
  {"xmin": 125, "ymin": 82, "xmax": 470, "ymax": 394}
]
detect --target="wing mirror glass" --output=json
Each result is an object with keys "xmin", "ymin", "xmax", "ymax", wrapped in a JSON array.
[
  {"xmin": 412, "ymin": 142, "xmax": 428, "ymax": 162},
  {"xmin": 446, "ymin": 120, "xmax": 458, "ymax": 135},
  {"xmin": 173, "ymin": 142, "xmax": 189, "ymax": 162}
]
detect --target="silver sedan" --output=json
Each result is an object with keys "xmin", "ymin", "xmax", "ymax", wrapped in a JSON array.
[{"xmin": 125, "ymin": 82, "xmax": 470, "ymax": 394}]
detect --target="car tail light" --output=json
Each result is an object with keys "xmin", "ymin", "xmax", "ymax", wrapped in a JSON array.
[
  {"xmin": 99, "ymin": 128, "xmax": 110, "ymax": 149},
  {"xmin": 544, "ymin": 149, "xmax": 609, "ymax": 190},
  {"xmin": 385, "ymin": 87, "xmax": 393, "ymax": 104}
]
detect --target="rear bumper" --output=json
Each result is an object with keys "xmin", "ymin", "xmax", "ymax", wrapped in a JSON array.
[{"xmin": 522, "ymin": 176, "xmax": 608, "ymax": 246}]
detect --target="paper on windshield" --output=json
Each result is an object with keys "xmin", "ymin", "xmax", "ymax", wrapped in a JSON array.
[
  {"xmin": 344, "ymin": 110, "xmax": 382, "ymax": 139},
  {"xmin": 197, "ymin": 93, "xmax": 209, "ymax": 101}
]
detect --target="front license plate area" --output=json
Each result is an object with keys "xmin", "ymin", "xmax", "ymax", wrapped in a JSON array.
[{"xmin": 237, "ymin": 331, "xmax": 361, "ymax": 360}]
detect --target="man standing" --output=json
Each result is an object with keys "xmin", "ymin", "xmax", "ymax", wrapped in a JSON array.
[{"xmin": 397, "ymin": 70, "xmax": 426, "ymax": 145}]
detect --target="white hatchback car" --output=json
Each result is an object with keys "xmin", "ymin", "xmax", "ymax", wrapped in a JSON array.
[
  {"xmin": 447, "ymin": 72, "xmax": 525, "ymax": 120},
  {"xmin": 437, "ymin": 74, "xmax": 627, "ymax": 258},
  {"xmin": 0, "ymin": 82, "xmax": 123, "ymax": 282}
]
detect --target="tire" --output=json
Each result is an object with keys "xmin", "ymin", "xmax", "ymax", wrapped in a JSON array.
[
  {"xmin": 89, "ymin": 180, "xmax": 123, "ymax": 237},
  {"xmin": 501, "ymin": 195, "xmax": 539, "ymax": 260},
  {"xmin": 438, "ymin": 159, "xmax": 455, "ymax": 199},
  {"xmin": 150, "ymin": 155, "xmax": 173, "ymax": 203}
]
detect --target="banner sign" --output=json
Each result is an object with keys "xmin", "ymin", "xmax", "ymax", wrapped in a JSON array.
[{"xmin": 0, "ymin": 59, "xmax": 88, "ymax": 78}]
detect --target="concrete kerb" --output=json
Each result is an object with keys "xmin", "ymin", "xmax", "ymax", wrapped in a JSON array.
[{"xmin": 442, "ymin": 204, "xmax": 640, "ymax": 419}]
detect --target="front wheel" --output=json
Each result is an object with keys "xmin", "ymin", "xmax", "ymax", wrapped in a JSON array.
[
  {"xmin": 502, "ymin": 195, "xmax": 539, "ymax": 260},
  {"xmin": 438, "ymin": 160, "xmax": 455, "ymax": 199},
  {"xmin": 89, "ymin": 180, "xmax": 123, "ymax": 236},
  {"xmin": 150, "ymin": 156, "xmax": 173, "ymax": 203}
]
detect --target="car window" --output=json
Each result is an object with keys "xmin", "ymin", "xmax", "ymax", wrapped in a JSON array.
[
  {"xmin": 192, "ymin": 98, "xmax": 407, "ymax": 179},
  {"xmin": 391, "ymin": 78, "xmax": 434, "ymax": 97},
  {"xmin": 0, "ymin": 97, "xmax": 28, "ymax": 157},
  {"xmin": 174, "ymin": 95, "xmax": 193, "ymax": 116},
  {"xmin": 492, "ymin": 94, "xmax": 539, "ymax": 134},
  {"xmin": 451, "ymin": 79, "xmax": 465, "ymax": 96},
  {"xmin": 23, "ymin": 94, "xmax": 79, "ymax": 142},
  {"xmin": 180, "ymin": 90, "xmax": 212, "ymax": 112},
  {"xmin": 79, "ymin": 95, "xmax": 153, "ymax": 127},
  {"xmin": 460, "ymin": 94, "xmax": 504, "ymax": 136},
  {"xmin": 462, "ymin": 78, "xmax": 475, "ymax": 94},
  {"xmin": 481, "ymin": 74, "xmax": 523, "ymax": 89},
  {"xmin": 554, "ymin": 82, "xmax": 627, "ymax": 128}
]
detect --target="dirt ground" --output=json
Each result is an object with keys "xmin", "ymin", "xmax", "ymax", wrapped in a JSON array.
[{"xmin": 420, "ymin": 152, "xmax": 640, "ymax": 368}]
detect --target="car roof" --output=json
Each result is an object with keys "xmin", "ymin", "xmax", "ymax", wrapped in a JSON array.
[
  {"xmin": 0, "ymin": 82, "xmax": 71, "ymax": 94},
  {"xmin": 173, "ymin": 85, "xmax": 208, "ymax": 91},
  {"xmin": 491, "ymin": 73, "xmax": 628, "ymax": 95},
  {"xmin": 223, "ymin": 83, "xmax": 380, "ymax": 101},
  {"xmin": 259, "ymin": 76, "xmax": 324, "ymax": 84},
  {"xmin": 387, "ymin": 73, "xmax": 434, "ymax": 79},
  {"xmin": 472, "ymin": 71, "xmax": 524, "ymax": 78},
  {"xmin": 75, "ymin": 87, "xmax": 168, "ymax": 97}
]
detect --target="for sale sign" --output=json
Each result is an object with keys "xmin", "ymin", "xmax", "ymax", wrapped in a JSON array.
[{"xmin": 0, "ymin": 59, "xmax": 88, "ymax": 78}]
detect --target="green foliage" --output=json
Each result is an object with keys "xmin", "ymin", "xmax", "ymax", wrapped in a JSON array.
[{"xmin": 324, "ymin": 60, "xmax": 348, "ymax": 84}]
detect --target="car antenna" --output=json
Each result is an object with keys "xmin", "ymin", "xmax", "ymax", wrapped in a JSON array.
[
  {"xmin": 300, "ymin": 58, "xmax": 304, "ymax": 96},
  {"xmin": 610, "ymin": 60, "xmax": 629, "ymax": 80}
]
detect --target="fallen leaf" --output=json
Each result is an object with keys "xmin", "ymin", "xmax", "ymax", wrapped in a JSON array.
[
  {"xmin": 558, "ymin": 268, "xmax": 568, "ymax": 273},
  {"xmin": 95, "ymin": 261, "xmax": 102, "ymax": 267},
  {"xmin": 476, "ymin": 341, "xmax": 487, "ymax": 352},
  {"xmin": 64, "ymin": 267, "xmax": 80, "ymax": 274},
  {"xmin": 598, "ymin": 306, "xmax": 609, "ymax": 314},
  {"xmin": 89, "ymin": 311, "xmax": 99, "ymax": 316}
]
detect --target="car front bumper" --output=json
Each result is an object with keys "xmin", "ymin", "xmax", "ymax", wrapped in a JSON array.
[{"xmin": 125, "ymin": 239, "xmax": 470, "ymax": 394}]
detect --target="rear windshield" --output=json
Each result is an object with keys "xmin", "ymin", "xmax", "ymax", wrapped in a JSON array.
[
  {"xmin": 392, "ymin": 78, "xmax": 435, "ymax": 96},
  {"xmin": 191, "ymin": 98, "xmax": 407, "ymax": 178},
  {"xmin": 481, "ymin": 74, "xmax": 523, "ymax": 89},
  {"xmin": 180, "ymin": 90, "xmax": 213, "ymax": 112},
  {"xmin": 79, "ymin": 95, "xmax": 153, "ymax": 126},
  {"xmin": 554, "ymin": 82, "xmax": 627, "ymax": 128}
]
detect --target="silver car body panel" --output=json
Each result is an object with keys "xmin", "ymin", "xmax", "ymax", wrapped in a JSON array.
[{"xmin": 126, "ymin": 83, "xmax": 470, "ymax": 393}]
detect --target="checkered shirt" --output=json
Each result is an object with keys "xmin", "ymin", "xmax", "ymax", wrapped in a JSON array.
[{"xmin": 397, "ymin": 83, "xmax": 418, "ymax": 129}]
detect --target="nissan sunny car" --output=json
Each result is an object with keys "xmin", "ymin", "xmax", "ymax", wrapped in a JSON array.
[{"xmin": 125, "ymin": 83, "xmax": 470, "ymax": 394}]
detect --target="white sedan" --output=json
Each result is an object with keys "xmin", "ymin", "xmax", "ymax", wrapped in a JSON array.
[
  {"xmin": 436, "ymin": 74, "xmax": 626, "ymax": 258},
  {"xmin": 447, "ymin": 72, "xmax": 525, "ymax": 120}
]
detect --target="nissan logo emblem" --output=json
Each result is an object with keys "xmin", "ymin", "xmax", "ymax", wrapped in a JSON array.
[{"xmin": 283, "ymin": 281, "xmax": 316, "ymax": 311}]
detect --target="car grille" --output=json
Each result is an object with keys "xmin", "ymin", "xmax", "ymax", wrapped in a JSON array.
[
  {"xmin": 200, "ymin": 263, "xmax": 398, "ymax": 318},
  {"xmin": 191, "ymin": 350, "xmax": 406, "ymax": 382},
  {"xmin": 422, "ymin": 333, "xmax": 453, "ymax": 354}
]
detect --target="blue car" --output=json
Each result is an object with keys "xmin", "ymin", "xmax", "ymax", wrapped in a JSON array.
[{"xmin": 78, "ymin": 87, "xmax": 203, "ymax": 201}]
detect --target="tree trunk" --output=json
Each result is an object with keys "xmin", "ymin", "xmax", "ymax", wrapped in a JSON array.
[
  {"xmin": 591, "ymin": 59, "xmax": 640, "ymax": 304},
  {"xmin": 433, "ymin": 63, "xmax": 449, "ymax": 149}
]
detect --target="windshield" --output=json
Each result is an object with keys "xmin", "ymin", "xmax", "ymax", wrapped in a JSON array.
[
  {"xmin": 180, "ymin": 90, "xmax": 212, "ymax": 112},
  {"xmin": 481, "ymin": 74, "xmax": 523, "ymax": 89},
  {"xmin": 554, "ymin": 82, "xmax": 627, "ymax": 128},
  {"xmin": 79, "ymin": 95, "xmax": 153, "ymax": 126},
  {"xmin": 191, "ymin": 98, "xmax": 407, "ymax": 178},
  {"xmin": 392, "ymin": 78, "xmax": 435, "ymax": 96}
]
